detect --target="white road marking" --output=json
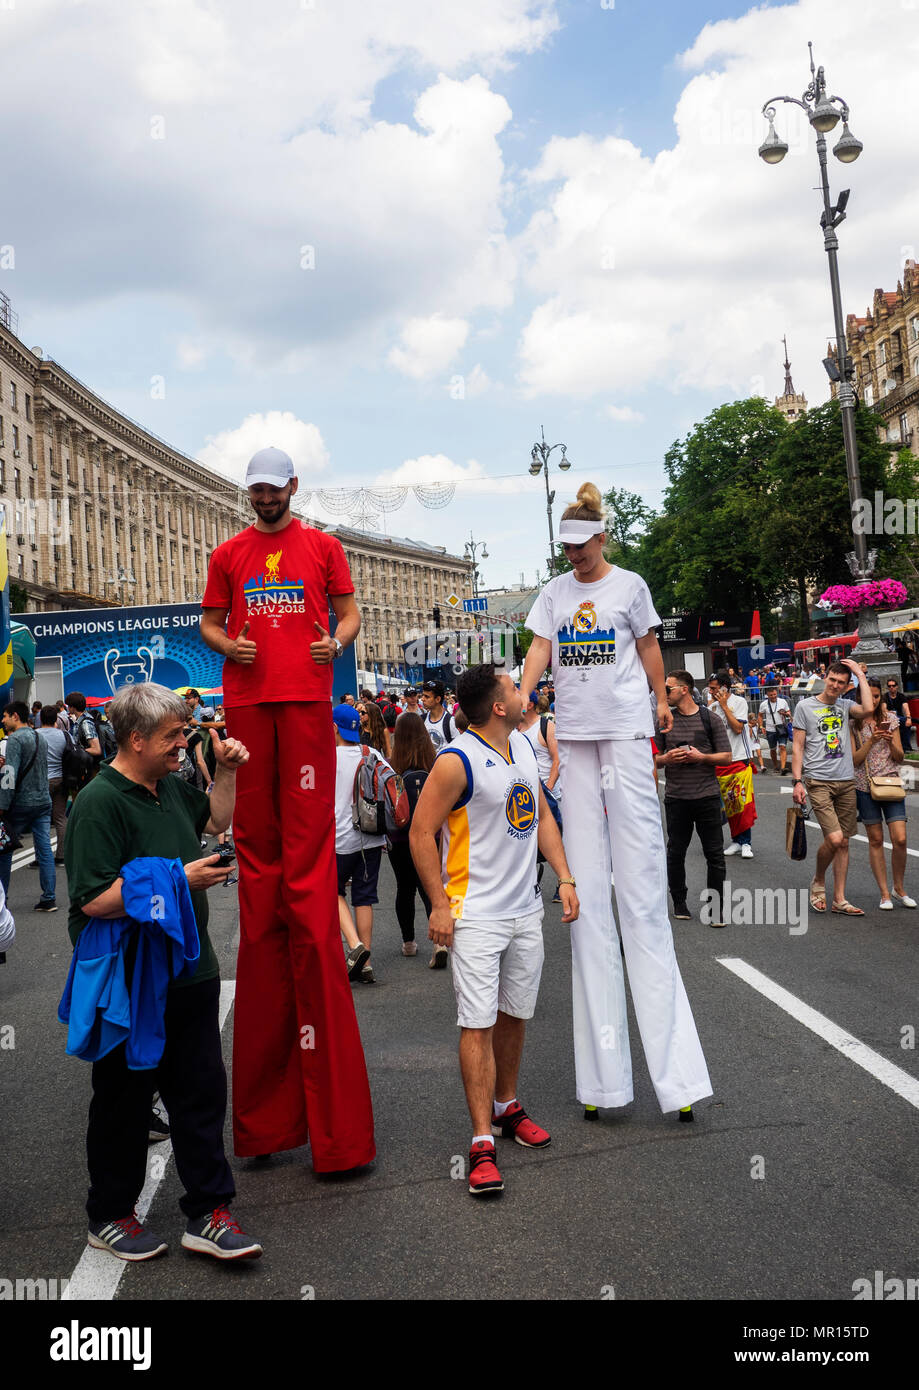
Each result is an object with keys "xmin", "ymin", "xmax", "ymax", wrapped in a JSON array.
[
  {"xmin": 803, "ymin": 820, "xmax": 919, "ymax": 858},
  {"xmin": 62, "ymin": 979, "xmax": 237, "ymax": 1301},
  {"xmin": 718, "ymin": 957, "xmax": 919, "ymax": 1111}
]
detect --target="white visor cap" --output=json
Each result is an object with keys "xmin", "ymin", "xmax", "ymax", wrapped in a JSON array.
[
  {"xmin": 246, "ymin": 446, "xmax": 295, "ymax": 488},
  {"xmin": 558, "ymin": 519, "xmax": 606, "ymax": 544}
]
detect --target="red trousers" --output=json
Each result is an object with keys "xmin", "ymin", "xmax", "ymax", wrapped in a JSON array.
[{"xmin": 227, "ymin": 702, "xmax": 375, "ymax": 1169}]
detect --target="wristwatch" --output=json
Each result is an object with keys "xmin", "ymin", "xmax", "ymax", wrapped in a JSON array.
[
  {"xmin": 332, "ymin": 638, "xmax": 343, "ymax": 659},
  {"xmin": 557, "ymin": 877, "xmax": 576, "ymax": 887},
  {"xmin": 793, "ymin": 778, "xmax": 804, "ymax": 785}
]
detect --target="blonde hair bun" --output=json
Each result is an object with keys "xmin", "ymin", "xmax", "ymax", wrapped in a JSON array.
[
  {"xmin": 577, "ymin": 482, "xmax": 603, "ymax": 513},
  {"xmin": 562, "ymin": 480, "xmax": 605, "ymax": 524}
]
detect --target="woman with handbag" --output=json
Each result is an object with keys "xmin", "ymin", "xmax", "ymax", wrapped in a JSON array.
[{"xmin": 851, "ymin": 679, "xmax": 915, "ymax": 910}]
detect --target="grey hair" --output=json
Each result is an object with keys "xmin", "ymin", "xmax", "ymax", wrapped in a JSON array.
[{"xmin": 108, "ymin": 682, "xmax": 188, "ymax": 747}]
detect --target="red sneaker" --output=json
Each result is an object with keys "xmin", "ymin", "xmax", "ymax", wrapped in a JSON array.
[
  {"xmin": 468, "ymin": 1140, "xmax": 504, "ymax": 1196},
  {"xmin": 491, "ymin": 1101, "xmax": 551, "ymax": 1148}
]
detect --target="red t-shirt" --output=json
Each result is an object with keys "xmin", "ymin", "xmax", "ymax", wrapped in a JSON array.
[{"xmin": 202, "ymin": 518, "xmax": 353, "ymax": 707}]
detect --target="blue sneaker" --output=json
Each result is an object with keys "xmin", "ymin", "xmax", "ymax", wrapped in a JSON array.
[
  {"xmin": 87, "ymin": 1211, "xmax": 167, "ymax": 1261},
  {"xmin": 181, "ymin": 1206, "xmax": 262, "ymax": 1260}
]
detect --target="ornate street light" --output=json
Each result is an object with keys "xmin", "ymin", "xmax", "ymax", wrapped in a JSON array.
[
  {"xmin": 528, "ymin": 427, "xmax": 572, "ymax": 576},
  {"xmin": 758, "ymin": 44, "xmax": 894, "ymax": 679}
]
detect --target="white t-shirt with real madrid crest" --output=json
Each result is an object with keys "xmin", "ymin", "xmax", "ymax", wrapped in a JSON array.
[{"xmin": 525, "ymin": 566, "xmax": 661, "ymax": 741}]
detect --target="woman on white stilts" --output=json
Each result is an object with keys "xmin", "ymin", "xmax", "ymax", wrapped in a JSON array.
[{"xmin": 519, "ymin": 483, "xmax": 713, "ymax": 1123}]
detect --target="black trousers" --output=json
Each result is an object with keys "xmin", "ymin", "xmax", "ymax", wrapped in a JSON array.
[
  {"xmin": 387, "ymin": 839, "xmax": 431, "ymax": 943},
  {"xmin": 85, "ymin": 975, "xmax": 235, "ymax": 1222},
  {"xmin": 664, "ymin": 795, "xmax": 726, "ymax": 912}
]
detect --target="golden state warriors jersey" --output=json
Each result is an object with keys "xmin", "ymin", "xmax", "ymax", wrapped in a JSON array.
[{"xmin": 437, "ymin": 728, "xmax": 541, "ymax": 921}]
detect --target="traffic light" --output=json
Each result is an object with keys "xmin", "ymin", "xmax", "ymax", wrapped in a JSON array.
[{"xmin": 433, "ymin": 605, "xmax": 441, "ymax": 628}]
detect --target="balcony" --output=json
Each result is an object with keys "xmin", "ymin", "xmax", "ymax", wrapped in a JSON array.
[{"xmin": 871, "ymin": 376, "xmax": 919, "ymax": 418}]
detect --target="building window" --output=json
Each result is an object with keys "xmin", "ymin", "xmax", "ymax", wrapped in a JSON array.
[
  {"xmin": 14, "ymin": 467, "xmax": 20, "ymax": 498},
  {"xmin": 25, "ymin": 394, "xmax": 31, "ymax": 422},
  {"xmin": 864, "ymin": 383, "xmax": 874, "ymax": 406},
  {"xmin": 878, "ymin": 341, "xmax": 887, "ymax": 366},
  {"xmin": 912, "ymin": 316, "xmax": 919, "ymax": 343},
  {"xmin": 12, "ymin": 424, "xmax": 19, "ymax": 451},
  {"xmin": 26, "ymin": 435, "xmax": 32, "ymax": 464},
  {"xmin": 900, "ymin": 413, "xmax": 909, "ymax": 444},
  {"xmin": 10, "ymin": 382, "xmax": 17, "ymax": 411}
]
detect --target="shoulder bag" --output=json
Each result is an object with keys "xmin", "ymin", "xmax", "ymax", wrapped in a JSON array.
[{"xmin": 855, "ymin": 722, "xmax": 905, "ymax": 802}]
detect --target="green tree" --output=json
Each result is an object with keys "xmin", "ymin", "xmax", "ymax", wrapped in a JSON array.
[
  {"xmin": 638, "ymin": 398, "xmax": 790, "ymax": 615},
  {"xmin": 603, "ymin": 487, "xmax": 653, "ymax": 565},
  {"xmin": 760, "ymin": 400, "xmax": 919, "ymax": 630}
]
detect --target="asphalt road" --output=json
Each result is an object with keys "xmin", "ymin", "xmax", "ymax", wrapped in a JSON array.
[{"xmin": 2, "ymin": 766, "xmax": 918, "ymax": 1306}]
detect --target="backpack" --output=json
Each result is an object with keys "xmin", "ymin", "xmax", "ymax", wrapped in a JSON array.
[
  {"xmin": 351, "ymin": 745, "xmax": 411, "ymax": 836},
  {"xmin": 386, "ymin": 768, "xmax": 428, "ymax": 843},
  {"xmin": 61, "ymin": 728, "xmax": 94, "ymax": 791},
  {"xmin": 91, "ymin": 710, "xmax": 117, "ymax": 763}
]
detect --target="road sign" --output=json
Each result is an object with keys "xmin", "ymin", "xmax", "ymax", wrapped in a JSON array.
[
  {"xmin": 447, "ymin": 593, "xmax": 460, "ymax": 608},
  {"xmin": 462, "ymin": 597, "xmax": 488, "ymax": 613}
]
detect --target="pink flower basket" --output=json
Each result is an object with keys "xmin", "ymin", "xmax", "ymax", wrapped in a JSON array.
[{"xmin": 817, "ymin": 579, "xmax": 908, "ymax": 615}]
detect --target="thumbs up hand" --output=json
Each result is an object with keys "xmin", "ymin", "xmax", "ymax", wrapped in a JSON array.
[
  {"xmin": 310, "ymin": 622, "xmax": 338, "ymax": 665},
  {"xmin": 230, "ymin": 619, "xmax": 257, "ymax": 666}
]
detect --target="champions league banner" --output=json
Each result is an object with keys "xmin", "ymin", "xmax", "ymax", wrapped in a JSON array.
[
  {"xmin": 18, "ymin": 604, "xmax": 223, "ymax": 704},
  {"xmin": 18, "ymin": 601, "xmax": 357, "ymax": 706}
]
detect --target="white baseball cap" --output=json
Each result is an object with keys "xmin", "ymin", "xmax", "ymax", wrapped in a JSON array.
[{"xmin": 246, "ymin": 446, "xmax": 295, "ymax": 488}]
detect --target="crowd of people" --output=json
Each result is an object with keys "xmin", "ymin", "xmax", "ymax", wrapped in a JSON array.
[{"xmin": 3, "ymin": 446, "xmax": 915, "ymax": 1268}]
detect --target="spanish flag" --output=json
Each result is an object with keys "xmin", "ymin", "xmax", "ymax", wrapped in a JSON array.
[{"xmin": 715, "ymin": 759, "xmax": 757, "ymax": 837}]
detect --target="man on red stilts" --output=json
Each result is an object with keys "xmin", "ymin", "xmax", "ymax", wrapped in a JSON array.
[{"xmin": 201, "ymin": 446, "xmax": 374, "ymax": 1171}]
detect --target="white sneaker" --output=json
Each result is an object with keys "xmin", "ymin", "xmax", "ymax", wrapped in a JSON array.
[
  {"xmin": 724, "ymin": 843, "xmax": 741, "ymax": 856},
  {"xmin": 741, "ymin": 845, "xmax": 754, "ymax": 859},
  {"xmin": 879, "ymin": 899, "xmax": 894, "ymax": 911},
  {"xmin": 892, "ymin": 891, "xmax": 917, "ymax": 908}
]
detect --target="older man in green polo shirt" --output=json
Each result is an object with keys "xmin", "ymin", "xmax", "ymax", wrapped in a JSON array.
[{"xmin": 65, "ymin": 682, "xmax": 262, "ymax": 1263}]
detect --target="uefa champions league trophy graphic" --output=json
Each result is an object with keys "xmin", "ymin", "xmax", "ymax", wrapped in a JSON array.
[{"xmin": 104, "ymin": 645, "xmax": 156, "ymax": 695}]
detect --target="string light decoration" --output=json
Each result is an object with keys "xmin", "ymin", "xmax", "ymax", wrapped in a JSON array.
[{"xmin": 296, "ymin": 482, "xmax": 456, "ymax": 532}]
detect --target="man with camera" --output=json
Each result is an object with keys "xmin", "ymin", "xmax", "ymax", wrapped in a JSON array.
[{"xmin": 64, "ymin": 682, "xmax": 261, "ymax": 1262}]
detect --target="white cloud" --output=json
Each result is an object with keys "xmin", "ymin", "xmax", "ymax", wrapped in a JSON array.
[
  {"xmin": 196, "ymin": 412, "xmax": 329, "ymax": 483},
  {"xmin": 462, "ymin": 364, "xmax": 493, "ymax": 398},
  {"xmin": 515, "ymin": 0, "xmax": 919, "ymax": 412},
  {"xmin": 604, "ymin": 405, "xmax": 644, "ymax": 424},
  {"xmin": 389, "ymin": 314, "xmax": 470, "ymax": 379},
  {"xmin": 176, "ymin": 339, "xmax": 208, "ymax": 370},
  {"xmin": 378, "ymin": 454, "xmax": 531, "ymax": 496},
  {"xmin": 4, "ymin": 4, "xmax": 533, "ymax": 369}
]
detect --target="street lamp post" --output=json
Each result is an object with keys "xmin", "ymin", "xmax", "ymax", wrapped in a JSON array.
[
  {"xmin": 464, "ymin": 532, "xmax": 488, "ymax": 600},
  {"xmin": 759, "ymin": 43, "xmax": 896, "ymax": 681},
  {"xmin": 528, "ymin": 426, "xmax": 571, "ymax": 576}
]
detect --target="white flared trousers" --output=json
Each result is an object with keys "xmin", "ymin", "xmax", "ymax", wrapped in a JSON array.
[{"xmin": 559, "ymin": 737, "xmax": 713, "ymax": 1112}]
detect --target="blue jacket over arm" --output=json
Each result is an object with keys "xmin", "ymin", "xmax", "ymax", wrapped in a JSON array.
[{"xmin": 58, "ymin": 856, "xmax": 200, "ymax": 1069}]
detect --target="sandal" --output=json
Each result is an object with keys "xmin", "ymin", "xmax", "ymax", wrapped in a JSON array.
[
  {"xmin": 831, "ymin": 900, "xmax": 865, "ymax": 916},
  {"xmin": 809, "ymin": 882, "xmax": 827, "ymax": 912}
]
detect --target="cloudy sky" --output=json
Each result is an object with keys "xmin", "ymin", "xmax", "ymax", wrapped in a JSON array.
[{"xmin": 3, "ymin": 0, "xmax": 918, "ymax": 593}]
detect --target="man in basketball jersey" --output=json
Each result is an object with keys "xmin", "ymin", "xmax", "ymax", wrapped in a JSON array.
[{"xmin": 411, "ymin": 664, "xmax": 579, "ymax": 1197}]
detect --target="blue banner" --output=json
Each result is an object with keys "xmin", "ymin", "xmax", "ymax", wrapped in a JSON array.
[{"xmin": 18, "ymin": 602, "xmax": 357, "ymax": 705}]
